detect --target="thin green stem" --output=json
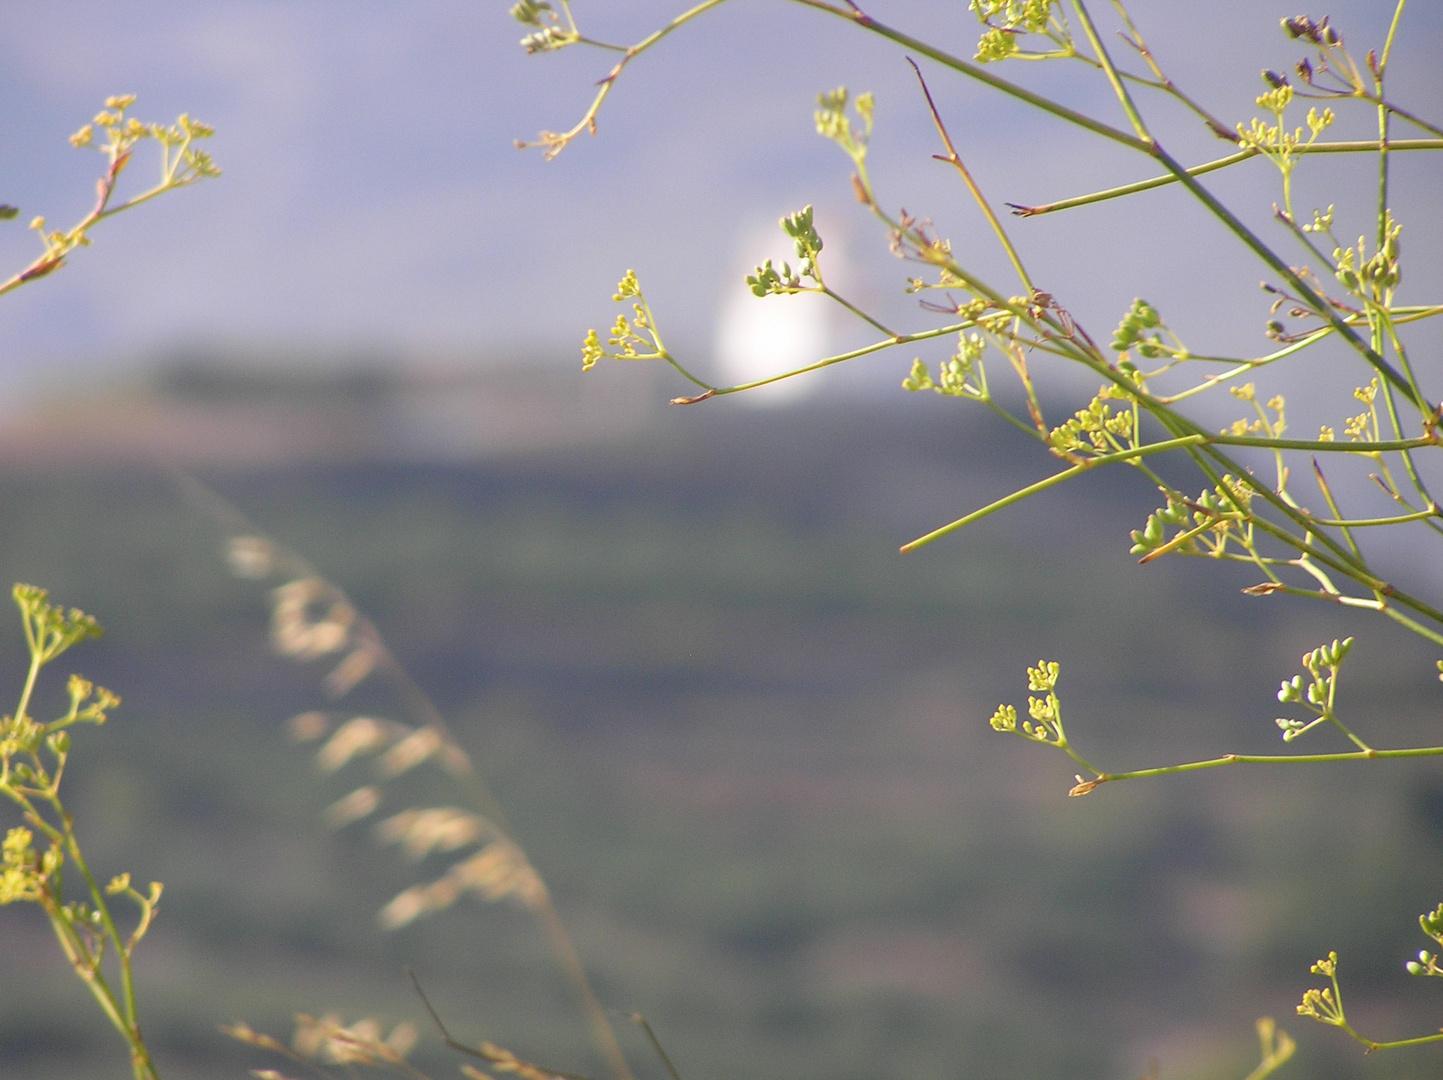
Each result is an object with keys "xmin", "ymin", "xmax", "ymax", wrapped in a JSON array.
[
  {"xmin": 15, "ymin": 650, "xmax": 43, "ymax": 728},
  {"xmin": 1106, "ymin": 0, "xmax": 1235, "ymax": 140},
  {"xmin": 1377, "ymin": 603, "xmax": 1443, "ymax": 649},
  {"xmin": 1309, "ymin": 458, "xmax": 1363, "ymax": 562},
  {"xmin": 1376, "ymin": 62, "xmax": 1391, "ymax": 254},
  {"xmin": 1325, "ymin": 685, "xmax": 1371, "ymax": 754},
  {"xmin": 1211, "ymin": 432, "xmax": 1434, "ymax": 453},
  {"xmin": 1086, "ymin": 743, "xmax": 1443, "ymax": 788},
  {"xmin": 683, "ymin": 322, "xmax": 968, "ymax": 401},
  {"xmin": 1010, "ymin": 141, "xmax": 1441, "ymax": 217},
  {"xmin": 1303, "ymin": 508, "xmax": 1437, "ymax": 527},
  {"xmin": 1361, "ymin": 1032, "xmax": 1443, "ymax": 1051},
  {"xmin": 1070, "ymin": 0, "xmax": 1150, "ymax": 141},
  {"xmin": 900, "ymin": 435, "xmax": 1208, "ymax": 552},
  {"xmin": 1372, "ymin": 366, "xmax": 1440, "ymax": 520},
  {"xmin": 907, "ymin": 59, "xmax": 1034, "ymax": 294},
  {"xmin": 66, "ymin": 836, "xmax": 147, "ymax": 1062},
  {"xmin": 638, "ymin": 292, "xmax": 714, "ymax": 396},
  {"xmin": 520, "ymin": 0, "xmax": 733, "ymax": 157},
  {"xmin": 43, "ymin": 910, "xmax": 134, "ymax": 1048},
  {"xmin": 820, "ymin": 285, "xmax": 898, "ymax": 337},
  {"xmin": 1380, "ymin": 1, "xmax": 1406, "ymax": 73},
  {"xmin": 1153, "ymin": 331, "xmax": 1337, "ymax": 403},
  {"xmin": 1058, "ymin": 739, "xmax": 1099, "ymax": 778},
  {"xmin": 1374, "ymin": 98, "xmax": 1443, "ymax": 139}
]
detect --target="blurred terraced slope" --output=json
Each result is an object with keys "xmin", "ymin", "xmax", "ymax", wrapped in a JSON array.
[{"xmin": 1, "ymin": 364, "xmax": 1442, "ymax": 1080}]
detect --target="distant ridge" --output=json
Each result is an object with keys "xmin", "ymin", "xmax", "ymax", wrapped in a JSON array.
[{"xmin": 0, "ymin": 358, "xmax": 663, "ymax": 468}]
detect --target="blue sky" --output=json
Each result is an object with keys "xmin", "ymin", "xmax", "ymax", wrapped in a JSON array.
[{"xmin": 1, "ymin": 1, "xmax": 1438, "ymax": 413}]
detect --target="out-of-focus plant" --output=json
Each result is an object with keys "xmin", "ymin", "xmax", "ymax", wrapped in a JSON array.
[
  {"xmin": 183, "ymin": 482, "xmax": 636, "ymax": 1080},
  {"xmin": 521, "ymin": 0, "xmax": 1443, "ymax": 1067},
  {"xmin": 1, "ymin": 95, "xmax": 219, "ymax": 299},
  {"xmin": 0, "ymin": 97, "xmax": 216, "ymax": 1080},
  {"xmin": 0, "ymin": 586, "xmax": 160, "ymax": 1080}
]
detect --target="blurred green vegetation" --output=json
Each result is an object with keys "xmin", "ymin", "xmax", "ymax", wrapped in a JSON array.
[{"xmin": 1, "ymin": 398, "xmax": 1441, "ymax": 1080}]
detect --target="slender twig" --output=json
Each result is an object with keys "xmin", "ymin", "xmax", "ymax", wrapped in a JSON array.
[
  {"xmin": 1010, "ymin": 139, "xmax": 1440, "ymax": 216},
  {"xmin": 900, "ymin": 435, "xmax": 1209, "ymax": 552},
  {"xmin": 908, "ymin": 59, "xmax": 1033, "ymax": 294},
  {"xmin": 625, "ymin": 1014, "xmax": 684, "ymax": 1080},
  {"xmin": 409, "ymin": 971, "xmax": 599, "ymax": 1080},
  {"xmin": 1073, "ymin": 743, "xmax": 1443, "ymax": 796},
  {"xmin": 673, "ymin": 321, "xmax": 967, "ymax": 401},
  {"xmin": 517, "ymin": 0, "xmax": 733, "ymax": 158}
]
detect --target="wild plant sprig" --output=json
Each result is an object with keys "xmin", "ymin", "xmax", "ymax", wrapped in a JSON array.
[
  {"xmin": 535, "ymin": 4, "xmax": 1443, "ymax": 1062},
  {"xmin": 805, "ymin": 1, "xmax": 1436, "ymax": 412},
  {"xmin": 531, "ymin": 1, "xmax": 1437, "ymax": 419},
  {"xmin": 0, "ymin": 586, "xmax": 162, "ymax": 1080},
  {"xmin": 987, "ymin": 660, "xmax": 1100, "ymax": 780},
  {"xmin": 1008, "ymin": 139, "xmax": 1443, "ymax": 217},
  {"xmin": 989, "ymin": 653, "xmax": 1443, "ymax": 799},
  {"xmin": 744, "ymin": 201, "xmax": 899, "ymax": 336},
  {"xmin": 0, "ymin": 96, "xmax": 218, "ymax": 299},
  {"xmin": 969, "ymin": 0, "xmax": 1243, "ymax": 144},
  {"xmin": 0, "ymin": 93, "xmax": 217, "ymax": 1080},
  {"xmin": 1296, "ymin": 944, "xmax": 1443, "ymax": 1051},
  {"xmin": 1060, "ymin": 1, "xmax": 1426, "ymax": 411},
  {"xmin": 514, "ymin": 0, "xmax": 731, "ymax": 158},
  {"xmin": 1290, "ymin": 902, "xmax": 1443, "ymax": 1051},
  {"xmin": 1280, "ymin": 14, "xmax": 1443, "ymax": 139},
  {"xmin": 1235, "ymin": 82, "xmax": 1335, "ymax": 220},
  {"xmin": 584, "ymin": 263, "xmax": 987, "ymax": 406},
  {"xmin": 810, "ymin": 73, "xmax": 1438, "ymax": 599},
  {"xmin": 572, "ymin": 67, "xmax": 1442, "ymax": 643}
]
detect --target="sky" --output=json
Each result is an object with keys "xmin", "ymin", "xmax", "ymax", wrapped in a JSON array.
[{"xmin": 0, "ymin": 1, "xmax": 1439, "ymax": 415}]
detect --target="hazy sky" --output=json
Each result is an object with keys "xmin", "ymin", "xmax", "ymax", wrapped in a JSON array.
[{"xmin": 1, "ymin": 1, "xmax": 1438, "ymax": 412}]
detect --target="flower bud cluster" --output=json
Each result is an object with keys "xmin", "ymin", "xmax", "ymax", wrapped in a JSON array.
[
  {"xmin": 968, "ymin": 0, "xmax": 1065, "ymax": 63},
  {"xmin": 902, "ymin": 333, "xmax": 988, "ymax": 400},
  {"xmin": 1275, "ymin": 638, "xmax": 1352, "ymax": 741},
  {"xmin": 1334, "ymin": 212, "xmax": 1401, "ymax": 298},
  {"xmin": 1408, "ymin": 905, "xmax": 1443, "ymax": 976},
  {"xmin": 510, "ymin": 0, "xmax": 578, "ymax": 54},
  {"xmin": 1049, "ymin": 394, "xmax": 1135, "ymax": 457}
]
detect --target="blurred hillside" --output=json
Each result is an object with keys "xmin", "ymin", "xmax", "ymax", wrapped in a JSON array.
[
  {"xmin": 0, "ymin": 359, "xmax": 662, "ymax": 467},
  {"xmin": 0, "ymin": 372, "xmax": 1442, "ymax": 1080}
]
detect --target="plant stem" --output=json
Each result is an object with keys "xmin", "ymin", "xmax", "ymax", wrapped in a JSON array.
[
  {"xmin": 1012, "ymin": 140, "xmax": 1441, "ymax": 216},
  {"xmin": 908, "ymin": 59, "xmax": 1034, "ymax": 294},
  {"xmin": 693, "ymin": 322, "xmax": 967, "ymax": 399},
  {"xmin": 900, "ymin": 435, "xmax": 1208, "ymax": 552},
  {"xmin": 1084, "ymin": 743, "xmax": 1443, "ymax": 789}
]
